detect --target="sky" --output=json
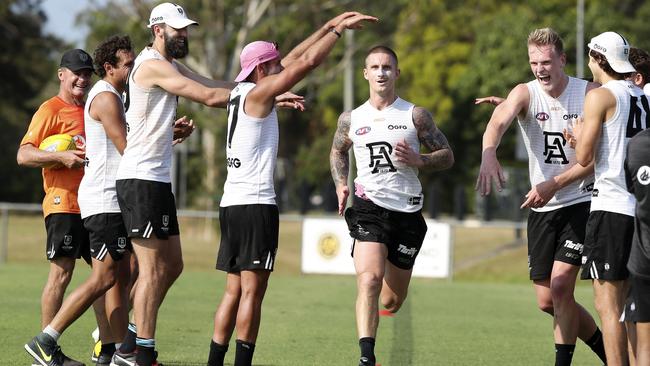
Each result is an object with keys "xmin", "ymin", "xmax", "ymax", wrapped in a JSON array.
[{"xmin": 41, "ymin": 0, "xmax": 98, "ymax": 47}]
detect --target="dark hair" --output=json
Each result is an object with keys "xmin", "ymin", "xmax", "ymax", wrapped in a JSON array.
[
  {"xmin": 589, "ymin": 49, "xmax": 632, "ymax": 80},
  {"xmin": 93, "ymin": 35, "xmax": 133, "ymax": 78},
  {"xmin": 366, "ymin": 45, "xmax": 398, "ymax": 67},
  {"xmin": 630, "ymin": 47, "xmax": 650, "ymax": 85}
]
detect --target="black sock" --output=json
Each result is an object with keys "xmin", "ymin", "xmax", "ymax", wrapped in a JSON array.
[
  {"xmin": 585, "ymin": 327, "xmax": 607, "ymax": 363},
  {"xmin": 359, "ymin": 337, "xmax": 376, "ymax": 365},
  {"xmin": 119, "ymin": 323, "xmax": 137, "ymax": 353},
  {"xmin": 135, "ymin": 344, "xmax": 155, "ymax": 366},
  {"xmin": 208, "ymin": 340, "xmax": 229, "ymax": 366},
  {"xmin": 555, "ymin": 344, "xmax": 575, "ymax": 366},
  {"xmin": 100, "ymin": 342, "xmax": 116, "ymax": 356},
  {"xmin": 234, "ymin": 339, "xmax": 255, "ymax": 366}
]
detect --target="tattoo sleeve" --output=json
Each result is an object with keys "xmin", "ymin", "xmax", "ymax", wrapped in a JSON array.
[
  {"xmin": 413, "ymin": 107, "xmax": 454, "ymax": 170},
  {"xmin": 329, "ymin": 111, "xmax": 353, "ymax": 186}
]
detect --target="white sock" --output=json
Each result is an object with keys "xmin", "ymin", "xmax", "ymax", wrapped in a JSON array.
[
  {"xmin": 42, "ymin": 325, "xmax": 61, "ymax": 342},
  {"xmin": 92, "ymin": 327, "xmax": 100, "ymax": 342}
]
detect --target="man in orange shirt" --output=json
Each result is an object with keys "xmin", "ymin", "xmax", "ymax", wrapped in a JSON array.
[{"xmin": 18, "ymin": 49, "xmax": 94, "ymax": 366}]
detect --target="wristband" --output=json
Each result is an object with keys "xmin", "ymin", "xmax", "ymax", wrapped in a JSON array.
[{"xmin": 329, "ymin": 27, "xmax": 342, "ymax": 38}]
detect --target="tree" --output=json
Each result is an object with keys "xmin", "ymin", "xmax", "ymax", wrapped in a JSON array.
[{"xmin": 1, "ymin": 0, "xmax": 67, "ymax": 202}]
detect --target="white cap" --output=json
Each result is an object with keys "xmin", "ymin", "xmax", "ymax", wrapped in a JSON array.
[
  {"xmin": 147, "ymin": 3, "xmax": 198, "ymax": 29},
  {"xmin": 588, "ymin": 31, "xmax": 636, "ymax": 73}
]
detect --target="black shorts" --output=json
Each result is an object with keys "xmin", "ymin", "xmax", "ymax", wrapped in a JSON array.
[
  {"xmin": 84, "ymin": 213, "xmax": 132, "ymax": 261},
  {"xmin": 44, "ymin": 213, "xmax": 90, "ymax": 263},
  {"xmin": 581, "ymin": 211, "xmax": 634, "ymax": 281},
  {"xmin": 344, "ymin": 196, "xmax": 427, "ymax": 270},
  {"xmin": 527, "ymin": 202, "xmax": 589, "ymax": 280},
  {"xmin": 216, "ymin": 204, "xmax": 279, "ymax": 273},
  {"xmin": 116, "ymin": 179, "xmax": 180, "ymax": 239},
  {"xmin": 623, "ymin": 274, "xmax": 650, "ymax": 323}
]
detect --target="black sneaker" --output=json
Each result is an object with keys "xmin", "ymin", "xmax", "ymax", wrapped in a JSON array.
[
  {"xmin": 110, "ymin": 350, "xmax": 135, "ymax": 366},
  {"xmin": 95, "ymin": 351, "xmax": 113, "ymax": 366},
  {"xmin": 24, "ymin": 333, "xmax": 63, "ymax": 366},
  {"xmin": 358, "ymin": 356, "xmax": 375, "ymax": 366},
  {"xmin": 57, "ymin": 348, "xmax": 85, "ymax": 366}
]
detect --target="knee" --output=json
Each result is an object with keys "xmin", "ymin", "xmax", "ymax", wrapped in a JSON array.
[
  {"xmin": 48, "ymin": 261, "xmax": 75, "ymax": 288},
  {"xmin": 381, "ymin": 292, "xmax": 406, "ymax": 313},
  {"xmin": 167, "ymin": 258, "xmax": 183, "ymax": 283},
  {"xmin": 357, "ymin": 272, "xmax": 383, "ymax": 295},
  {"xmin": 90, "ymin": 272, "xmax": 117, "ymax": 294},
  {"xmin": 550, "ymin": 277, "xmax": 574, "ymax": 304},
  {"xmin": 537, "ymin": 298, "xmax": 554, "ymax": 315}
]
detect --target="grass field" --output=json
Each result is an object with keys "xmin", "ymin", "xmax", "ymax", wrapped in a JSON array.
[{"xmin": 0, "ymin": 213, "xmax": 603, "ymax": 365}]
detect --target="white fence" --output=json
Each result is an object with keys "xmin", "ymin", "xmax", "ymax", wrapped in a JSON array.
[{"xmin": 0, "ymin": 202, "xmax": 526, "ymax": 279}]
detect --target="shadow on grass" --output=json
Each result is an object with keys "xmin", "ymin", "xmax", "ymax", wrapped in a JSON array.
[{"xmin": 162, "ymin": 363, "xmax": 275, "ymax": 366}]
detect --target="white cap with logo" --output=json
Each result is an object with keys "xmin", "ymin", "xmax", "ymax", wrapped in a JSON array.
[
  {"xmin": 147, "ymin": 2, "xmax": 198, "ymax": 29},
  {"xmin": 588, "ymin": 31, "xmax": 636, "ymax": 74}
]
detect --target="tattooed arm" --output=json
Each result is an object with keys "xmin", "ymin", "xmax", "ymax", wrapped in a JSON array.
[
  {"xmin": 394, "ymin": 106, "xmax": 454, "ymax": 170},
  {"xmin": 329, "ymin": 111, "xmax": 353, "ymax": 215}
]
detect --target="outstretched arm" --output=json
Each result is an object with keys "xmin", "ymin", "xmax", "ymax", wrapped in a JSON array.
[
  {"xmin": 329, "ymin": 111, "xmax": 353, "ymax": 215},
  {"xmin": 394, "ymin": 107, "xmax": 453, "ymax": 170},
  {"xmin": 247, "ymin": 12, "xmax": 377, "ymax": 116},
  {"xmin": 475, "ymin": 83, "xmax": 529, "ymax": 195},
  {"xmin": 135, "ymin": 59, "xmax": 232, "ymax": 108},
  {"xmin": 282, "ymin": 12, "xmax": 363, "ymax": 67}
]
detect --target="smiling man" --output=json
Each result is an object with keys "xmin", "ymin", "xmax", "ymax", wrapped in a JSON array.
[
  {"xmin": 475, "ymin": 28, "xmax": 605, "ymax": 366},
  {"xmin": 18, "ymin": 49, "xmax": 94, "ymax": 366}
]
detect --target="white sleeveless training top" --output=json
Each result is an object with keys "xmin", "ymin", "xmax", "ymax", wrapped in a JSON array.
[
  {"xmin": 349, "ymin": 97, "xmax": 423, "ymax": 213},
  {"xmin": 592, "ymin": 79, "xmax": 648, "ymax": 216},
  {"xmin": 518, "ymin": 77, "xmax": 593, "ymax": 212},
  {"xmin": 116, "ymin": 47, "xmax": 177, "ymax": 183},
  {"xmin": 220, "ymin": 82, "xmax": 279, "ymax": 207},
  {"xmin": 78, "ymin": 80, "xmax": 123, "ymax": 218}
]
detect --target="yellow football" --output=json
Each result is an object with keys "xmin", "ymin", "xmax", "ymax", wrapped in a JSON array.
[{"xmin": 39, "ymin": 134, "xmax": 76, "ymax": 152}]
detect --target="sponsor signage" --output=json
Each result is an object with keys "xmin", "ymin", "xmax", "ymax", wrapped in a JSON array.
[{"xmin": 301, "ymin": 217, "xmax": 452, "ymax": 278}]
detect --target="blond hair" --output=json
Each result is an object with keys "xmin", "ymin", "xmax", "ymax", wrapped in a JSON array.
[{"xmin": 527, "ymin": 28, "xmax": 564, "ymax": 54}]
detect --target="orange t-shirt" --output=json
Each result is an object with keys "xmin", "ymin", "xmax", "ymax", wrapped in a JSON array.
[{"xmin": 20, "ymin": 96, "xmax": 85, "ymax": 217}]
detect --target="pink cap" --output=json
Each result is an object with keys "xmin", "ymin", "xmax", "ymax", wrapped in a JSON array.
[{"xmin": 234, "ymin": 41, "xmax": 281, "ymax": 82}]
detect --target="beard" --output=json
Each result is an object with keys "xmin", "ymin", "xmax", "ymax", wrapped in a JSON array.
[{"xmin": 164, "ymin": 33, "xmax": 189, "ymax": 59}]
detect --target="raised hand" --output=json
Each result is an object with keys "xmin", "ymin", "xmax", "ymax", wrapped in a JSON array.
[
  {"xmin": 336, "ymin": 12, "xmax": 378, "ymax": 31},
  {"xmin": 474, "ymin": 96, "xmax": 505, "ymax": 106},
  {"xmin": 275, "ymin": 92, "xmax": 306, "ymax": 111}
]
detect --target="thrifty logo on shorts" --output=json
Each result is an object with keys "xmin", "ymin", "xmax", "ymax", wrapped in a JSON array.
[
  {"xmin": 397, "ymin": 244, "xmax": 418, "ymax": 257},
  {"xmin": 563, "ymin": 239, "xmax": 583, "ymax": 252}
]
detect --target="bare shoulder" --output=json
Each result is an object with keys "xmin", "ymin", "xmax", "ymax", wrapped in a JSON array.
[
  {"xmin": 586, "ymin": 81, "xmax": 601, "ymax": 93},
  {"xmin": 586, "ymin": 86, "xmax": 615, "ymax": 104},
  {"xmin": 507, "ymin": 83, "xmax": 531, "ymax": 104}
]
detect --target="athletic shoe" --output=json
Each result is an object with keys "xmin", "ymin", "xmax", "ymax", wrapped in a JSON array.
[
  {"xmin": 95, "ymin": 352, "xmax": 113, "ymax": 366},
  {"xmin": 58, "ymin": 349, "xmax": 85, "ymax": 366},
  {"xmin": 109, "ymin": 351, "xmax": 135, "ymax": 366},
  {"xmin": 91, "ymin": 340, "xmax": 101, "ymax": 363},
  {"xmin": 25, "ymin": 333, "xmax": 62, "ymax": 366},
  {"xmin": 358, "ymin": 356, "xmax": 375, "ymax": 366}
]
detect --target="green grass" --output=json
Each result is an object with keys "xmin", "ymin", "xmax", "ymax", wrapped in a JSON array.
[{"xmin": 0, "ymin": 213, "xmax": 604, "ymax": 365}]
